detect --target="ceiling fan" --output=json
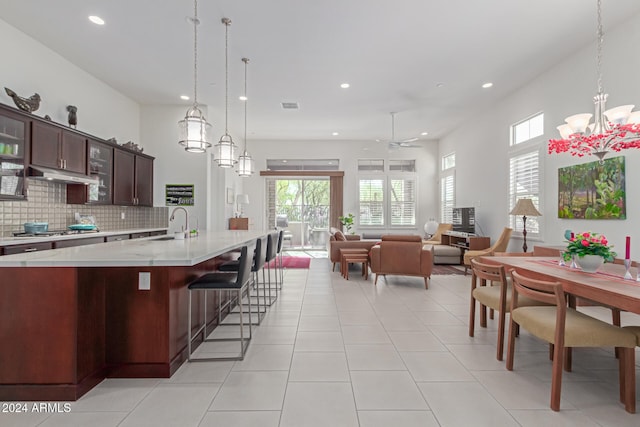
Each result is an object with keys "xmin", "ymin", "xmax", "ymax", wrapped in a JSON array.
[{"xmin": 377, "ymin": 112, "xmax": 421, "ymax": 149}]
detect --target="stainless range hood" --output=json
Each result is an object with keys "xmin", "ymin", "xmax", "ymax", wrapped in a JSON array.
[{"xmin": 27, "ymin": 166, "xmax": 99, "ymax": 186}]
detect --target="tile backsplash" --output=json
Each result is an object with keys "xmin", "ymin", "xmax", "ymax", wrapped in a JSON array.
[{"xmin": 0, "ymin": 180, "xmax": 167, "ymax": 237}]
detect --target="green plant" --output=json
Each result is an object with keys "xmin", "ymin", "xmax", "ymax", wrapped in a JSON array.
[
  {"xmin": 338, "ymin": 213, "xmax": 355, "ymax": 234},
  {"xmin": 563, "ymin": 232, "xmax": 616, "ymax": 262}
]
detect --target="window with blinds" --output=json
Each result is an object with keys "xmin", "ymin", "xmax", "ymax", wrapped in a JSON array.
[
  {"xmin": 509, "ymin": 150, "xmax": 540, "ymax": 234},
  {"xmin": 440, "ymin": 172, "xmax": 455, "ymax": 223},
  {"xmin": 359, "ymin": 178, "xmax": 384, "ymax": 226},
  {"xmin": 390, "ymin": 178, "xmax": 416, "ymax": 226}
]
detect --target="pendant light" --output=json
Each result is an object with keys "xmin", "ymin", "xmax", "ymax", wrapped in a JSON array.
[
  {"xmin": 213, "ymin": 17, "xmax": 238, "ymax": 167},
  {"xmin": 548, "ymin": 0, "xmax": 640, "ymax": 163},
  {"xmin": 236, "ymin": 57, "xmax": 255, "ymax": 177},
  {"xmin": 177, "ymin": 0, "xmax": 211, "ymax": 153}
]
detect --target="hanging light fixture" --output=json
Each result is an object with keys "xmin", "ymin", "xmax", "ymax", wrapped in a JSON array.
[
  {"xmin": 548, "ymin": 0, "xmax": 640, "ymax": 164},
  {"xmin": 177, "ymin": 0, "xmax": 211, "ymax": 153},
  {"xmin": 213, "ymin": 17, "xmax": 238, "ymax": 167},
  {"xmin": 236, "ymin": 57, "xmax": 255, "ymax": 177}
]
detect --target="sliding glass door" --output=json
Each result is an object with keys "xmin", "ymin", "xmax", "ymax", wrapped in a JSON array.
[{"xmin": 268, "ymin": 178, "xmax": 330, "ymax": 249}]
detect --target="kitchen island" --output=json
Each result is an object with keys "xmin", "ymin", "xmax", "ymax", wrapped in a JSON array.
[{"xmin": 0, "ymin": 230, "xmax": 266, "ymax": 401}]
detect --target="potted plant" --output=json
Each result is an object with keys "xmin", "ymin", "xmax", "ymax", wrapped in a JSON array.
[
  {"xmin": 338, "ymin": 213, "xmax": 355, "ymax": 234},
  {"xmin": 563, "ymin": 232, "xmax": 616, "ymax": 272}
]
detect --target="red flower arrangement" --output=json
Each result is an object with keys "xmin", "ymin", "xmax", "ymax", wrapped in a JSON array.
[{"xmin": 563, "ymin": 231, "xmax": 616, "ymax": 262}]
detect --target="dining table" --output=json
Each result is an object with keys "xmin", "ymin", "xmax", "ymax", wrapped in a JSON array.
[
  {"xmin": 481, "ymin": 255, "xmax": 639, "ymax": 414},
  {"xmin": 481, "ymin": 256, "xmax": 640, "ymax": 315}
]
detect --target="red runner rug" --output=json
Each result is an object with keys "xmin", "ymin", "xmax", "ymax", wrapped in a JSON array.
[{"xmin": 268, "ymin": 256, "xmax": 311, "ymax": 269}]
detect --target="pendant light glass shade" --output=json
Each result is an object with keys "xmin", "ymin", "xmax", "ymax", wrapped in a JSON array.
[
  {"xmin": 213, "ymin": 17, "xmax": 238, "ymax": 167},
  {"xmin": 214, "ymin": 133, "xmax": 237, "ymax": 168},
  {"xmin": 178, "ymin": 0, "xmax": 211, "ymax": 153},
  {"xmin": 178, "ymin": 105, "xmax": 211, "ymax": 153},
  {"xmin": 237, "ymin": 150, "xmax": 254, "ymax": 176},
  {"xmin": 236, "ymin": 57, "xmax": 254, "ymax": 177}
]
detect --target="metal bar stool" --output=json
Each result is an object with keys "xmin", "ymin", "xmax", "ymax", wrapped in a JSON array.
[
  {"xmin": 276, "ymin": 229, "xmax": 285, "ymax": 287},
  {"xmin": 218, "ymin": 236, "xmax": 268, "ymax": 324},
  {"xmin": 263, "ymin": 231, "xmax": 280, "ymax": 306},
  {"xmin": 187, "ymin": 243, "xmax": 255, "ymax": 361}
]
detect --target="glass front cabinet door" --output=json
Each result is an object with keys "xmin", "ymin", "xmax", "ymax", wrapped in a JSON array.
[
  {"xmin": 87, "ymin": 140, "xmax": 113, "ymax": 203},
  {"xmin": 0, "ymin": 108, "xmax": 28, "ymax": 200}
]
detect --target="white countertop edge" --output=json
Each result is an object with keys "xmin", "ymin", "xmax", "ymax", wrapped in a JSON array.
[{"xmin": 0, "ymin": 230, "xmax": 268, "ymax": 267}]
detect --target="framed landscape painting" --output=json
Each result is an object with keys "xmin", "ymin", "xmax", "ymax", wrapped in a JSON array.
[{"xmin": 557, "ymin": 156, "xmax": 625, "ymax": 219}]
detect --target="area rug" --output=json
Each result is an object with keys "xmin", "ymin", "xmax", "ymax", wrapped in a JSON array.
[
  {"xmin": 268, "ymin": 256, "xmax": 311, "ymax": 269},
  {"xmin": 432, "ymin": 264, "xmax": 466, "ymax": 275}
]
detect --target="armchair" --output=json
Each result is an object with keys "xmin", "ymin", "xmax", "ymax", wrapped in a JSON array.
[
  {"xmin": 369, "ymin": 235, "xmax": 433, "ymax": 289},
  {"xmin": 463, "ymin": 227, "xmax": 512, "ymax": 274}
]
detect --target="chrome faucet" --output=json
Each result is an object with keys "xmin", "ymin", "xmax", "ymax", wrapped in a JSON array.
[{"xmin": 170, "ymin": 207, "xmax": 188, "ymax": 237}]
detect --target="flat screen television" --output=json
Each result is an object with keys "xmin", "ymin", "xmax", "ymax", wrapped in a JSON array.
[{"xmin": 452, "ymin": 207, "xmax": 475, "ymax": 234}]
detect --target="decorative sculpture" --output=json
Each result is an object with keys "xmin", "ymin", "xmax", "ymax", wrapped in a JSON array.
[
  {"xmin": 66, "ymin": 105, "xmax": 77, "ymax": 128},
  {"xmin": 4, "ymin": 87, "xmax": 41, "ymax": 113}
]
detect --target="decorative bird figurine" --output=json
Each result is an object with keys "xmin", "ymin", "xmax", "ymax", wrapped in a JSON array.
[
  {"xmin": 66, "ymin": 105, "xmax": 78, "ymax": 128},
  {"xmin": 4, "ymin": 87, "xmax": 41, "ymax": 113}
]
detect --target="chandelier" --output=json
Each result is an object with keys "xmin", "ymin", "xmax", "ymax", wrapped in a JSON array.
[
  {"xmin": 548, "ymin": 0, "xmax": 640, "ymax": 164},
  {"xmin": 213, "ymin": 17, "xmax": 238, "ymax": 167},
  {"xmin": 177, "ymin": 0, "xmax": 211, "ymax": 153},
  {"xmin": 236, "ymin": 57, "xmax": 255, "ymax": 177}
]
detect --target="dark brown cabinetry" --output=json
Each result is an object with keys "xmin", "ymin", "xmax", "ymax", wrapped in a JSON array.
[
  {"xmin": 67, "ymin": 140, "xmax": 113, "ymax": 204},
  {"xmin": 31, "ymin": 121, "xmax": 87, "ymax": 174},
  {"xmin": 0, "ymin": 106, "xmax": 28, "ymax": 200},
  {"xmin": 3, "ymin": 241, "xmax": 53, "ymax": 255},
  {"xmin": 113, "ymin": 150, "xmax": 153, "ymax": 206}
]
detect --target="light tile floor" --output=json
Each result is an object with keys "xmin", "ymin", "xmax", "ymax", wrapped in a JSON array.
[{"xmin": 2, "ymin": 259, "xmax": 639, "ymax": 427}]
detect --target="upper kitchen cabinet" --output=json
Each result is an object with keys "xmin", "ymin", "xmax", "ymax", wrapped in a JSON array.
[
  {"xmin": 0, "ymin": 105, "xmax": 28, "ymax": 200},
  {"xmin": 31, "ymin": 121, "xmax": 86, "ymax": 174},
  {"xmin": 113, "ymin": 149, "xmax": 153, "ymax": 206},
  {"xmin": 67, "ymin": 139, "xmax": 113, "ymax": 204}
]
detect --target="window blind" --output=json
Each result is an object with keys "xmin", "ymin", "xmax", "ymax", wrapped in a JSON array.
[
  {"xmin": 441, "ymin": 173, "xmax": 454, "ymax": 223},
  {"xmin": 389, "ymin": 178, "xmax": 416, "ymax": 226},
  {"xmin": 359, "ymin": 178, "xmax": 384, "ymax": 226},
  {"xmin": 509, "ymin": 150, "xmax": 540, "ymax": 233}
]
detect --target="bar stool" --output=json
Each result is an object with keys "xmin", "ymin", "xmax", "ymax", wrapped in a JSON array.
[
  {"xmin": 187, "ymin": 243, "xmax": 255, "ymax": 361},
  {"xmin": 264, "ymin": 231, "xmax": 280, "ymax": 306},
  {"xmin": 218, "ymin": 236, "xmax": 268, "ymax": 324},
  {"xmin": 276, "ymin": 229, "xmax": 285, "ymax": 287}
]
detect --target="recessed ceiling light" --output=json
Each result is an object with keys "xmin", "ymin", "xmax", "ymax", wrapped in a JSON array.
[
  {"xmin": 436, "ymin": 83, "xmax": 445, "ymax": 88},
  {"xmin": 239, "ymin": 95, "xmax": 248, "ymax": 101},
  {"xmin": 332, "ymin": 132, "xmax": 339, "ymax": 136},
  {"xmin": 89, "ymin": 15, "xmax": 105, "ymax": 25},
  {"xmin": 421, "ymin": 132, "xmax": 429, "ymax": 136},
  {"xmin": 180, "ymin": 95, "xmax": 190, "ymax": 100},
  {"xmin": 340, "ymin": 83, "xmax": 350, "ymax": 89},
  {"xmin": 282, "ymin": 160, "xmax": 288, "ymax": 163},
  {"xmin": 482, "ymin": 82, "xmax": 493, "ymax": 89}
]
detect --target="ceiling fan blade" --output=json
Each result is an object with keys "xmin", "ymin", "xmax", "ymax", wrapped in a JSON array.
[{"xmin": 402, "ymin": 137, "xmax": 418, "ymax": 143}]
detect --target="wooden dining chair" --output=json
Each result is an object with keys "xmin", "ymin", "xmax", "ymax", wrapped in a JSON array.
[
  {"xmin": 469, "ymin": 257, "xmax": 544, "ymax": 361},
  {"xmin": 507, "ymin": 270, "xmax": 637, "ymax": 413}
]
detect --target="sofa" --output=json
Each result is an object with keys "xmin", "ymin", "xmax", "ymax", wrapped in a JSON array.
[
  {"xmin": 369, "ymin": 235, "xmax": 434, "ymax": 289},
  {"xmin": 328, "ymin": 227, "xmax": 377, "ymax": 272}
]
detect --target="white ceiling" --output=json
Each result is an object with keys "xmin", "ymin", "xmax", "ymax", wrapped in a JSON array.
[{"xmin": 2, "ymin": 0, "xmax": 640, "ymax": 143}]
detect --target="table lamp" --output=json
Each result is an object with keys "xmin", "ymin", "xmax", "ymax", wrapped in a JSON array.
[
  {"xmin": 236, "ymin": 194, "xmax": 249, "ymax": 217},
  {"xmin": 509, "ymin": 198, "xmax": 541, "ymax": 252}
]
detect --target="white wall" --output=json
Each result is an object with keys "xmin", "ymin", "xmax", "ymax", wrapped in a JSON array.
[
  {"xmin": 0, "ymin": 19, "xmax": 139, "ymax": 143},
  {"xmin": 439, "ymin": 13, "xmax": 640, "ymax": 258},
  {"xmin": 140, "ymin": 105, "xmax": 217, "ymax": 232},
  {"xmin": 240, "ymin": 139, "xmax": 439, "ymax": 234}
]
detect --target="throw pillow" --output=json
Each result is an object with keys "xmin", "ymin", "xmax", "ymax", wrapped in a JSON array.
[{"xmin": 334, "ymin": 230, "xmax": 346, "ymax": 241}]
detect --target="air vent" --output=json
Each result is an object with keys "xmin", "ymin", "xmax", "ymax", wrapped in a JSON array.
[{"xmin": 281, "ymin": 102, "xmax": 299, "ymax": 110}]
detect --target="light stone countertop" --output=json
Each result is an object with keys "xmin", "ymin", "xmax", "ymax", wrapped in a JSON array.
[
  {"xmin": 0, "ymin": 228, "xmax": 169, "ymax": 246},
  {"xmin": 0, "ymin": 230, "xmax": 267, "ymax": 267}
]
